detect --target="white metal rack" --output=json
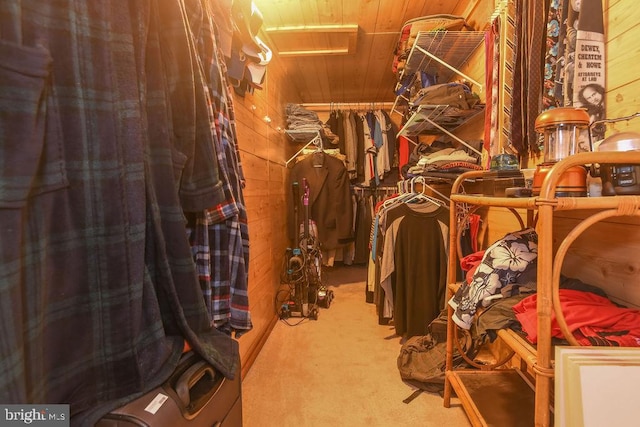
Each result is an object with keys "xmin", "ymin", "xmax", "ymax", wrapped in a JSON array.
[
  {"xmin": 285, "ymin": 129, "xmax": 323, "ymax": 166},
  {"xmin": 391, "ymin": 30, "xmax": 485, "ymax": 151},
  {"xmin": 397, "ymin": 104, "xmax": 485, "ymax": 155},
  {"xmin": 398, "ymin": 31, "xmax": 485, "ymax": 90}
]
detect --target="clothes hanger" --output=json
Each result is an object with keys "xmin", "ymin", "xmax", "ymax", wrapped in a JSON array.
[
  {"xmin": 404, "ymin": 188, "xmax": 447, "ymax": 208},
  {"xmin": 380, "ymin": 181, "xmax": 411, "ymax": 211},
  {"xmin": 380, "ymin": 179, "xmax": 417, "ymax": 211},
  {"xmin": 397, "ymin": 177, "xmax": 449, "ymax": 209},
  {"xmin": 412, "ymin": 176, "xmax": 451, "ymax": 205},
  {"xmin": 285, "ymin": 131, "xmax": 323, "ymax": 166},
  {"xmin": 312, "ymin": 134, "xmax": 325, "ymax": 168}
]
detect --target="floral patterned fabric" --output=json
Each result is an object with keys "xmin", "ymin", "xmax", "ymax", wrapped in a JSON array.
[{"xmin": 449, "ymin": 228, "xmax": 538, "ymax": 329}]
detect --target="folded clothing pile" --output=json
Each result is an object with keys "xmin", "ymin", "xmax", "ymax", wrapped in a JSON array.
[
  {"xmin": 402, "ymin": 139, "xmax": 482, "ymax": 178},
  {"xmin": 285, "ymin": 104, "xmax": 339, "ymax": 147},
  {"xmin": 286, "ymin": 103, "xmax": 323, "ymax": 132},
  {"xmin": 410, "ymin": 83, "xmax": 480, "ymax": 110}
]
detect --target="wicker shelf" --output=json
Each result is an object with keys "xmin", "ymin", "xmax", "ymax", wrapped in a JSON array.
[
  {"xmin": 446, "ymin": 369, "xmax": 536, "ymax": 427},
  {"xmin": 496, "ymin": 329, "xmax": 539, "ymax": 369},
  {"xmin": 444, "ymin": 151, "xmax": 640, "ymax": 426}
]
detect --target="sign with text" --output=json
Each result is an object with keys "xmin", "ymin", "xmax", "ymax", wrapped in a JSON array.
[
  {"xmin": 572, "ymin": 0, "xmax": 606, "ymax": 141},
  {"xmin": 1, "ymin": 405, "xmax": 69, "ymax": 426}
]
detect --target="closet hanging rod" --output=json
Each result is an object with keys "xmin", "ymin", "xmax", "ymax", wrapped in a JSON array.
[{"xmin": 300, "ymin": 102, "xmax": 394, "ymax": 112}]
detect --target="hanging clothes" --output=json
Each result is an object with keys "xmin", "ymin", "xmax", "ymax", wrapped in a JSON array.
[
  {"xmin": 397, "ymin": 135, "xmax": 412, "ymax": 175},
  {"xmin": 323, "ymin": 107, "xmax": 393, "ymax": 187},
  {"xmin": 352, "ymin": 189, "xmax": 375, "ymax": 265},
  {"xmin": 287, "ymin": 152, "xmax": 354, "ymax": 251},
  {"xmin": 186, "ymin": 16, "xmax": 252, "ymax": 337},
  {"xmin": 374, "ymin": 109, "xmax": 391, "ymax": 179},
  {"xmin": 543, "ymin": 0, "xmax": 566, "ymax": 110},
  {"xmin": 379, "ymin": 202, "xmax": 450, "ymax": 337},
  {"xmin": 0, "ymin": 1, "xmax": 239, "ymax": 425},
  {"xmin": 361, "ymin": 111, "xmax": 378, "ymax": 187},
  {"xmin": 344, "ymin": 111, "xmax": 359, "ymax": 179},
  {"xmin": 336, "ymin": 109, "xmax": 346, "ymax": 154},
  {"xmin": 355, "ymin": 112, "xmax": 366, "ymax": 183},
  {"xmin": 366, "ymin": 179, "xmax": 451, "ymax": 336},
  {"xmin": 382, "ymin": 110, "xmax": 398, "ymax": 173},
  {"xmin": 327, "ymin": 109, "xmax": 339, "ymax": 134}
]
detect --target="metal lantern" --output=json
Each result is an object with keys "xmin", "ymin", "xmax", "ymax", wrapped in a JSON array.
[
  {"xmin": 532, "ymin": 107, "xmax": 591, "ymax": 197},
  {"xmin": 535, "ymin": 107, "xmax": 591, "ymax": 162}
]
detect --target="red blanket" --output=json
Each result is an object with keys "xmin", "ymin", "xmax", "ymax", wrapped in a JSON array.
[{"xmin": 514, "ymin": 289, "xmax": 640, "ymax": 347}]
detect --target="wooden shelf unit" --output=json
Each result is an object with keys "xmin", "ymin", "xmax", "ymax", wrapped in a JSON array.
[{"xmin": 443, "ymin": 151, "xmax": 640, "ymax": 426}]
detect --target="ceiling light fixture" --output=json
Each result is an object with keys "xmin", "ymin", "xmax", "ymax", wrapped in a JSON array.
[{"xmin": 264, "ymin": 24, "xmax": 358, "ymax": 57}]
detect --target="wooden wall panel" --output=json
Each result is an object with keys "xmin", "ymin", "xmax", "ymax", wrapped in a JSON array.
[
  {"xmin": 554, "ymin": 213, "xmax": 640, "ymax": 309},
  {"xmin": 231, "ymin": 38, "xmax": 300, "ymax": 376},
  {"xmin": 456, "ymin": 0, "xmax": 501, "ymax": 30},
  {"xmin": 483, "ymin": 207, "xmax": 529, "ymax": 245},
  {"xmin": 605, "ymin": 0, "xmax": 638, "ymax": 41},
  {"xmin": 604, "ymin": 0, "xmax": 640, "ymax": 134}
]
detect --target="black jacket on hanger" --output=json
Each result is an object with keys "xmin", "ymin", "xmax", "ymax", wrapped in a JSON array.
[{"xmin": 287, "ymin": 152, "xmax": 354, "ymax": 250}]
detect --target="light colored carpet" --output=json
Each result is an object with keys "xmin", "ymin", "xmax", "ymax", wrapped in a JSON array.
[{"xmin": 241, "ymin": 264, "xmax": 471, "ymax": 427}]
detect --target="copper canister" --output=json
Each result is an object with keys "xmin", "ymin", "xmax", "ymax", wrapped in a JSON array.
[{"xmin": 532, "ymin": 163, "xmax": 588, "ymax": 197}]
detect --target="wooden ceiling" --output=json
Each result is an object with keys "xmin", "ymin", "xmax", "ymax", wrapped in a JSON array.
[{"xmin": 252, "ymin": 0, "xmax": 486, "ymax": 105}]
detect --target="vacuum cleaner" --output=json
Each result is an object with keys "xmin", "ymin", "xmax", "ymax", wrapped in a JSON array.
[{"xmin": 279, "ymin": 179, "xmax": 334, "ymax": 321}]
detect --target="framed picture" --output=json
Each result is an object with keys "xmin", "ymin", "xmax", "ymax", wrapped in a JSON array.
[{"xmin": 555, "ymin": 346, "xmax": 640, "ymax": 427}]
